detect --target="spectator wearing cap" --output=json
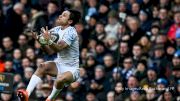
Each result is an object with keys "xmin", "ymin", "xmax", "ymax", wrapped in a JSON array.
[
  {"xmin": 140, "ymin": 67, "xmax": 158, "ymax": 88},
  {"xmin": 156, "ymin": 78, "xmax": 168, "ymax": 95},
  {"xmin": 150, "ymin": 24, "xmax": 160, "ymax": 42},
  {"xmin": 135, "ymin": 60, "xmax": 147, "ymax": 81},
  {"xmin": 95, "ymin": 42, "xmax": 107, "ymax": 64},
  {"xmin": 104, "ymin": 34, "xmax": 118, "ymax": 52},
  {"xmin": 105, "ymin": 10, "xmax": 121, "ymax": 35},
  {"xmin": 172, "ymin": 50, "xmax": 180, "ymax": 67},
  {"xmin": 97, "ymin": 1, "xmax": 109, "ymax": 23},
  {"xmin": 85, "ymin": 14, "xmax": 98, "ymax": 35},
  {"xmin": 47, "ymin": 0, "xmax": 60, "ymax": 28},
  {"xmin": 148, "ymin": 44, "xmax": 169, "ymax": 77},
  {"xmin": 139, "ymin": 9, "xmax": 152, "ymax": 31},
  {"xmin": 167, "ymin": 11, "xmax": 180, "ymax": 40},
  {"xmin": 24, "ymin": 4, "xmax": 48, "ymax": 33}
]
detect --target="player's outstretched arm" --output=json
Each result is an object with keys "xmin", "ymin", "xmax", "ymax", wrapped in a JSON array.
[
  {"xmin": 31, "ymin": 31, "xmax": 55, "ymax": 55},
  {"xmin": 41, "ymin": 26, "xmax": 69, "ymax": 52}
]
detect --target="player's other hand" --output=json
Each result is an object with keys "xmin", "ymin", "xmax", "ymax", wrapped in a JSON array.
[{"xmin": 41, "ymin": 26, "xmax": 50, "ymax": 41}]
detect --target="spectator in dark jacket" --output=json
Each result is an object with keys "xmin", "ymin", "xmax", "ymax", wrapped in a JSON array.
[{"xmin": 4, "ymin": 3, "xmax": 24, "ymax": 43}]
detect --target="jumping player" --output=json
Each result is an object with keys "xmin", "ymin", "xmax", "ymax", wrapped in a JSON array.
[{"xmin": 17, "ymin": 9, "xmax": 81, "ymax": 101}]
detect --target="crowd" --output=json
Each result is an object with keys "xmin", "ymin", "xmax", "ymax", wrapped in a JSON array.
[{"xmin": 0, "ymin": 0, "xmax": 180, "ymax": 101}]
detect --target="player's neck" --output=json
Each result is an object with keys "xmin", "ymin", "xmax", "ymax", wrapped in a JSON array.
[{"xmin": 61, "ymin": 25, "xmax": 70, "ymax": 30}]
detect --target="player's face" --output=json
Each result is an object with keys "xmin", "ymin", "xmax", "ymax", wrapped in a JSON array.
[{"xmin": 58, "ymin": 11, "xmax": 71, "ymax": 26}]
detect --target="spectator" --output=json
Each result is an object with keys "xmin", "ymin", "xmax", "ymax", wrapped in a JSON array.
[
  {"xmin": 158, "ymin": 7, "xmax": 172, "ymax": 34},
  {"xmin": 17, "ymin": 34, "xmax": 30, "ymax": 55},
  {"xmin": 114, "ymin": 82, "xmax": 125, "ymax": 101},
  {"xmin": 103, "ymin": 54, "xmax": 115, "ymax": 77},
  {"xmin": 134, "ymin": 60, "xmax": 147, "ymax": 81},
  {"xmin": 86, "ymin": 92, "xmax": 98, "ymax": 101},
  {"xmin": 47, "ymin": 0, "xmax": 60, "ymax": 28},
  {"xmin": 2, "ymin": 37, "xmax": 14, "ymax": 60},
  {"xmin": 105, "ymin": 10, "xmax": 120, "ymax": 35},
  {"xmin": 140, "ymin": 67, "xmax": 158, "ymax": 88},
  {"xmin": 24, "ymin": 4, "xmax": 47, "ymax": 34},
  {"xmin": 13, "ymin": 49, "xmax": 23, "ymax": 75},
  {"xmin": 106, "ymin": 91, "xmax": 115, "ymax": 101},
  {"xmin": 167, "ymin": 11, "xmax": 180, "ymax": 40},
  {"xmin": 0, "ymin": 93, "xmax": 13, "ymax": 101},
  {"xmin": 4, "ymin": 60, "xmax": 15, "ymax": 73},
  {"xmin": 130, "ymin": 2, "xmax": 140, "ymax": 17},
  {"xmin": 126, "ymin": 16, "xmax": 145, "ymax": 44},
  {"xmin": 121, "ymin": 57, "xmax": 135, "ymax": 81},
  {"xmin": 4, "ymin": 2, "xmax": 24, "ymax": 42}
]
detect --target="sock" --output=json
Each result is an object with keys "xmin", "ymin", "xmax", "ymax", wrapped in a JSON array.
[
  {"xmin": 48, "ymin": 86, "xmax": 62, "ymax": 100},
  {"xmin": 26, "ymin": 74, "xmax": 42, "ymax": 96}
]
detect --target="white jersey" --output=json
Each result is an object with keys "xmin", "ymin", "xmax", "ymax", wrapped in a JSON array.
[{"xmin": 49, "ymin": 26, "xmax": 79, "ymax": 67}]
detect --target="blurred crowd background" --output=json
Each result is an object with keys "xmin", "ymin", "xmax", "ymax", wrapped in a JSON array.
[{"xmin": 0, "ymin": 0, "xmax": 180, "ymax": 101}]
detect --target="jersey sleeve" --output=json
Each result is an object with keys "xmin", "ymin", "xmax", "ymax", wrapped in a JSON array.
[{"xmin": 62, "ymin": 27, "xmax": 77, "ymax": 46}]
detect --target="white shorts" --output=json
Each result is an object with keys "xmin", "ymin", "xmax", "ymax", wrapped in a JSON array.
[{"xmin": 54, "ymin": 60, "xmax": 80, "ymax": 82}]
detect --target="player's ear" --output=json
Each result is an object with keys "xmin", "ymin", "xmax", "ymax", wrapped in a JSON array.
[{"xmin": 68, "ymin": 20, "xmax": 73, "ymax": 25}]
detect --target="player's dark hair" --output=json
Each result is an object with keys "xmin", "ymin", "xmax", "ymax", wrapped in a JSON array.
[{"xmin": 68, "ymin": 9, "xmax": 81, "ymax": 26}]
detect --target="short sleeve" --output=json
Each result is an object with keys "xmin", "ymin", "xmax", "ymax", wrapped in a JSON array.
[{"xmin": 62, "ymin": 27, "xmax": 77, "ymax": 46}]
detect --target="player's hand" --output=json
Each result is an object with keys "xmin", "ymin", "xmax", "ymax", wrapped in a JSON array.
[
  {"xmin": 41, "ymin": 26, "xmax": 50, "ymax": 41},
  {"xmin": 31, "ymin": 31, "xmax": 39, "ymax": 40}
]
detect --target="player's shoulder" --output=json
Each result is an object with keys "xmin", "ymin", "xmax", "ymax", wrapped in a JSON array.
[
  {"xmin": 66, "ymin": 26, "xmax": 77, "ymax": 34},
  {"xmin": 49, "ymin": 26, "xmax": 61, "ymax": 33}
]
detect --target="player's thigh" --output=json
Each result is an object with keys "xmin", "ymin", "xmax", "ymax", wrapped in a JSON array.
[
  {"xmin": 43, "ymin": 61, "xmax": 58, "ymax": 77},
  {"xmin": 57, "ymin": 71, "xmax": 74, "ymax": 84}
]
